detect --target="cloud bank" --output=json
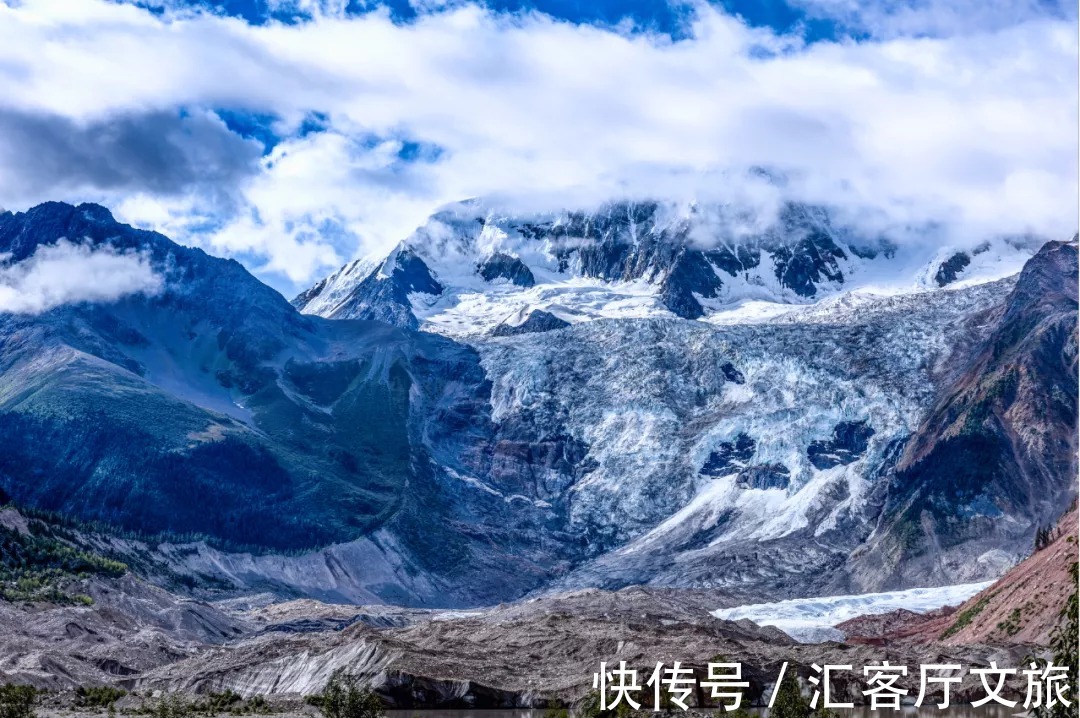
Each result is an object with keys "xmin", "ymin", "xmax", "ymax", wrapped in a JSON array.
[
  {"xmin": 0, "ymin": 240, "xmax": 163, "ymax": 314},
  {"xmin": 0, "ymin": 0, "xmax": 1075, "ymax": 293}
]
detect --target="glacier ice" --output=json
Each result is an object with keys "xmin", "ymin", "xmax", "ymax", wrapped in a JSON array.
[{"xmin": 712, "ymin": 581, "xmax": 994, "ymax": 643}]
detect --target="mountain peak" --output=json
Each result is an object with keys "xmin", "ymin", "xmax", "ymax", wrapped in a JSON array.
[
  {"xmin": 0, "ymin": 201, "xmax": 136, "ymax": 263},
  {"xmin": 20, "ymin": 200, "xmax": 115, "ymax": 225},
  {"xmin": 75, "ymin": 202, "xmax": 116, "ymax": 224},
  {"xmin": 295, "ymin": 196, "xmax": 1042, "ymax": 338}
]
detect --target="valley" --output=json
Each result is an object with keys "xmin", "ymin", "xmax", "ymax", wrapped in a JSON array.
[{"xmin": 0, "ymin": 200, "xmax": 1074, "ymax": 707}]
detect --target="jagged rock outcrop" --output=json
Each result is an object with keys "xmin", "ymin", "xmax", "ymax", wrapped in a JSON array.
[
  {"xmin": 935, "ymin": 251, "xmax": 972, "ymax": 286},
  {"xmin": 491, "ymin": 309, "xmax": 570, "ymax": 336},
  {"xmin": 700, "ymin": 433, "xmax": 756, "ymax": 477},
  {"xmin": 807, "ymin": 421, "xmax": 875, "ymax": 470},
  {"xmin": 478, "ymin": 252, "xmax": 535, "ymax": 287}
]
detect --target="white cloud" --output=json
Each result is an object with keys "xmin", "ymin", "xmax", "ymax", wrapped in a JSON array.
[
  {"xmin": 0, "ymin": 0, "xmax": 1075, "ymax": 294},
  {"xmin": 0, "ymin": 240, "xmax": 163, "ymax": 314}
]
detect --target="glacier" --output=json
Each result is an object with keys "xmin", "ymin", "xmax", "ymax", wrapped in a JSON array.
[
  {"xmin": 712, "ymin": 581, "xmax": 994, "ymax": 643},
  {"xmin": 480, "ymin": 276, "xmax": 1016, "ymax": 596},
  {"xmin": 283, "ymin": 196, "xmax": 1077, "ymax": 604}
]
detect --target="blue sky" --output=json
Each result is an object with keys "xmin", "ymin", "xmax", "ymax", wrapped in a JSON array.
[
  {"xmin": 131, "ymin": 0, "xmax": 839, "ymax": 39},
  {"xmin": 125, "ymin": 0, "xmax": 1076, "ymax": 41},
  {"xmin": 0, "ymin": 0, "xmax": 1075, "ymax": 296}
]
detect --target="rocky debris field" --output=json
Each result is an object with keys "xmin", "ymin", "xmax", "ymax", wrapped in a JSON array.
[{"xmin": 0, "ymin": 572, "xmax": 1038, "ymax": 710}]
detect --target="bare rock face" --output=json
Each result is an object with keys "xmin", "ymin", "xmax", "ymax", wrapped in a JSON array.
[
  {"xmin": 478, "ymin": 252, "xmax": 536, "ymax": 287},
  {"xmin": 807, "ymin": 420, "xmax": 875, "ymax": 470},
  {"xmin": 935, "ymin": 251, "xmax": 972, "ymax": 286},
  {"xmin": 491, "ymin": 309, "xmax": 570, "ymax": 336},
  {"xmin": 835, "ymin": 607, "xmax": 956, "ymax": 644}
]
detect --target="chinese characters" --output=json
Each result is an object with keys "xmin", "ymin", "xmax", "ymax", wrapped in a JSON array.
[{"xmin": 591, "ymin": 660, "xmax": 1073, "ymax": 711}]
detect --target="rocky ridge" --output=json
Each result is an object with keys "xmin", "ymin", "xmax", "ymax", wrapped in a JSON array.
[{"xmin": 294, "ymin": 199, "xmax": 1037, "ymax": 337}]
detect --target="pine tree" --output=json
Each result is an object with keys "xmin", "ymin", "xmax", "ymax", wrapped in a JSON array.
[
  {"xmin": 770, "ymin": 669, "xmax": 810, "ymax": 718},
  {"xmin": 318, "ymin": 670, "xmax": 383, "ymax": 718}
]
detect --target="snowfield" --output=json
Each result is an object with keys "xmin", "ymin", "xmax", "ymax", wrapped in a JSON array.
[{"xmin": 712, "ymin": 581, "xmax": 994, "ymax": 643}]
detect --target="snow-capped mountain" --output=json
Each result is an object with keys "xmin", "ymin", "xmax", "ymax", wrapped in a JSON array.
[
  {"xmin": 286, "ymin": 197, "xmax": 1076, "ymax": 602},
  {"xmin": 294, "ymin": 199, "xmax": 1038, "ymax": 338},
  {"xmin": 0, "ymin": 201, "xmax": 1073, "ymax": 609}
]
